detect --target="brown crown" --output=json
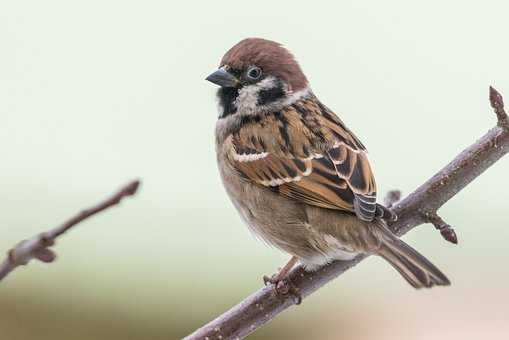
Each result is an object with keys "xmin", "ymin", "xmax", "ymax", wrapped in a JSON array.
[{"xmin": 220, "ymin": 38, "xmax": 308, "ymax": 91}]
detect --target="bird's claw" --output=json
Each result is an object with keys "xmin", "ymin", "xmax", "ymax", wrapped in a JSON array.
[
  {"xmin": 262, "ymin": 274, "xmax": 302, "ymax": 305},
  {"xmin": 375, "ymin": 204, "xmax": 398, "ymax": 222},
  {"xmin": 263, "ymin": 274, "xmax": 276, "ymax": 286}
]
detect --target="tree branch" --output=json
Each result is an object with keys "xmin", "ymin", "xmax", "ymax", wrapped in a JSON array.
[
  {"xmin": 184, "ymin": 87, "xmax": 509, "ymax": 340},
  {"xmin": 0, "ymin": 179, "xmax": 141, "ymax": 282}
]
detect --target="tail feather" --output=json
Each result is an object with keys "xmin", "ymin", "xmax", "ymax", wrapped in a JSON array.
[{"xmin": 376, "ymin": 224, "xmax": 450, "ymax": 288}]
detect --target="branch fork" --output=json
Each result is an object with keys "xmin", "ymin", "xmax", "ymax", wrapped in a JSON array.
[
  {"xmin": 384, "ymin": 190, "xmax": 401, "ymax": 209},
  {"xmin": 0, "ymin": 180, "xmax": 141, "ymax": 282},
  {"xmin": 8, "ymin": 234, "xmax": 56, "ymax": 266},
  {"xmin": 423, "ymin": 211, "xmax": 458, "ymax": 244}
]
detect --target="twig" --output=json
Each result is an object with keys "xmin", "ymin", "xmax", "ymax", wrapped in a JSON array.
[
  {"xmin": 0, "ymin": 180, "xmax": 141, "ymax": 282},
  {"xmin": 184, "ymin": 87, "xmax": 509, "ymax": 340},
  {"xmin": 424, "ymin": 211, "xmax": 458, "ymax": 244},
  {"xmin": 490, "ymin": 86, "xmax": 508, "ymax": 127},
  {"xmin": 384, "ymin": 190, "xmax": 401, "ymax": 209}
]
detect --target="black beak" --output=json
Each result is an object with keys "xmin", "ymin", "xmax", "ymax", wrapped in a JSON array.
[{"xmin": 205, "ymin": 67, "xmax": 239, "ymax": 87}]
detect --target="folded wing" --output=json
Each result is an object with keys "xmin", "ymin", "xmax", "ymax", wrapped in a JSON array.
[{"xmin": 228, "ymin": 101, "xmax": 377, "ymax": 220}]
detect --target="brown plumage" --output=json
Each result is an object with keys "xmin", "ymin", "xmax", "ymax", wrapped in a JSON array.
[
  {"xmin": 208, "ymin": 38, "xmax": 450, "ymax": 289},
  {"xmin": 229, "ymin": 96, "xmax": 377, "ymax": 219}
]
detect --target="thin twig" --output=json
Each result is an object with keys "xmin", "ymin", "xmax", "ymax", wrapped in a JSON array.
[
  {"xmin": 424, "ymin": 211, "xmax": 458, "ymax": 244},
  {"xmin": 490, "ymin": 86, "xmax": 508, "ymax": 127},
  {"xmin": 184, "ymin": 87, "xmax": 509, "ymax": 340},
  {"xmin": 384, "ymin": 190, "xmax": 401, "ymax": 209},
  {"xmin": 0, "ymin": 180, "xmax": 141, "ymax": 282}
]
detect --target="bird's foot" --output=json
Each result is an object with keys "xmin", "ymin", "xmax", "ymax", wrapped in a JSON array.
[
  {"xmin": 375, "ymin": 204, "xmax": 398, "ymax": 222},
  {"xmin": 263, "ymin": 273, "xmax": 302, "ymax": 305}
]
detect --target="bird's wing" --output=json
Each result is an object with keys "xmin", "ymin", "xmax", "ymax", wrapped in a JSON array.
[{"xmin": 227, "ymin": 98, "xmax": 377, "ymax": 221}]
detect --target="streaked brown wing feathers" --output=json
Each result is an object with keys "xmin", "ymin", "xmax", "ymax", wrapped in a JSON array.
[
  {"xmin": 228, "ymin": 99, "xmax": 377, "ymax": 219},
  {"xmin": 326, "ymin": 142, "xmax": 377, "ymax": 220}
]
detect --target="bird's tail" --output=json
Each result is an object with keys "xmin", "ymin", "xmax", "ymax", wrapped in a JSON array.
[{"xmin": 375, "ymin": 222, "xmax": 450, "ymax": 288}]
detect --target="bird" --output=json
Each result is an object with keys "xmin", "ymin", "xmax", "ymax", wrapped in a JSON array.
[{"xmin": 206, "ymin": 38, "xmax": 450, "ymax": 290}]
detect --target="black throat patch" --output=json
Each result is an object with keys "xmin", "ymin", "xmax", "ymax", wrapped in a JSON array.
[{"xmin": 217, "ymin": 86, "xmax": 239, "ymax": 118}]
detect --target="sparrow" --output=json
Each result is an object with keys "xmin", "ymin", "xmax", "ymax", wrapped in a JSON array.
[{"xmin": 206, "ymin": 38, "xmax": 450, "ymax": 290}]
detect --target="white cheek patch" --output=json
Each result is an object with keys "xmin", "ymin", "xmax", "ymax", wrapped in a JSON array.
[
  {"xmin": 234, "ymin": 76, "xmax": 279, "ymax": 113},
  {"xmin": 221, "ymin": 73, "xmax": 312, "ymax": 118},
  {"xmin": 282, "ymin": 87, "xmax": 311, "ymax": 107}
]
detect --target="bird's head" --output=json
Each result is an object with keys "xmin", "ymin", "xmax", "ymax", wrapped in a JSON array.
[{"xmin": 206, "ymin": 38, "xmax": 309, "ymax": 118}]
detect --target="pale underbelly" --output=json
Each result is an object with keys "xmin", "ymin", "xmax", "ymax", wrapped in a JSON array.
[{"xmin": 219, "ymin": 165, "xmax": 360, "ymax": 270}]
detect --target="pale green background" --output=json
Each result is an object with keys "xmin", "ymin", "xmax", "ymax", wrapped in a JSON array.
[{"xmin": 1, "ymin": 1, "xmax": 509, "ymax": 339}]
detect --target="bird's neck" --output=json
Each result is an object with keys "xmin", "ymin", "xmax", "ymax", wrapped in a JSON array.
[
  {"xmin": 215, "ymin": 87, "xmax": 313, "ymax": 144},
  {"xmin": 217, "ymin": 77, "xmax": 312, "ymax": 118}
]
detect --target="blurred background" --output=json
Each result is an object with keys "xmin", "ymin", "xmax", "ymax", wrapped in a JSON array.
[{"xmin": 1, "ymin": 1, "xmax": 509, "ymax": 339}]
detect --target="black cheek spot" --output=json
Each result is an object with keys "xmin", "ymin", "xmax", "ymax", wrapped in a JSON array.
[{"xmin": 257, "ymin": 80, "xmax": 286, "ymax": 106}]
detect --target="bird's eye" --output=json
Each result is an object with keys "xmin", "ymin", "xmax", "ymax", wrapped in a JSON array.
[{"xmin": 246, "ymin": 66, "xmax": 262, "ymax": 80}]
